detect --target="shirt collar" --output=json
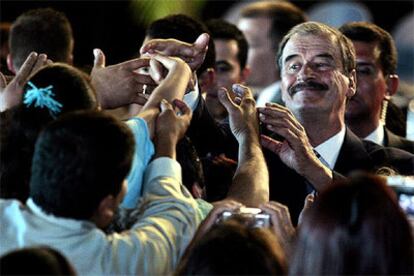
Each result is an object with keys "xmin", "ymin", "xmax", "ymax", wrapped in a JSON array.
[
  {"xmin": 26, "ymin": 198, "xmax": 96, "ymax": 231},
  {"xmin": 314, "ymin": 127, "xmax": 346, "ymax": 169},
  {"xmin": 364, "ymin": 123, "xmax": 384, "ymax": 145}
]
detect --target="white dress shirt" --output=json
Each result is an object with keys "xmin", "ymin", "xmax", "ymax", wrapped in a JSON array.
[
  {"xmin": 314, "ymin": 127, "xmax": 346, "ymax": 169},
  {"xmin": 364, "ymin": 123, "xmax": 385, "ymax": 146}
]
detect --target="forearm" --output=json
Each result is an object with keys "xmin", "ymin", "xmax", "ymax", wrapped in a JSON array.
[
  {"xmin": 227, "ymin": 134, "xmax": 269, "ymax": 207},
  {"xmin": 154, "ymin": 136, "xmax": 177, "ymax": 159},
  {"xmin": 301, "ymin": 162, "xmax": 333, "ymax": 192}
]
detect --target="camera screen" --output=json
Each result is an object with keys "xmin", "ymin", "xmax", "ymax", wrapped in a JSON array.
[{"xmin": 399, "ymin": 193, "xmax": 414, "ymax": 216}]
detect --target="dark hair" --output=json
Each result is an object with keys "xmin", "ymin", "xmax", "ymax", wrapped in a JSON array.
[
  {"xmin": 175, "ymin": 217, "xmax": 287, "ymax": 275},
  {"xmin": 146, "ymin": 14, "xmax": 215, "ymax": 77},
  {"xmin": 339, "ymin": 21, "xmax": 398, "ymax": 76},
  {"xmin": 277, "ymin": 21, "xmax": 356, "ymax": 75},
  {"xmin": 176, "ymin": 136, "xmax": 205, "ymax": 193},
  {"xmin": 9, "ymin": 8, "xmax": 73, "ymax": 70},
  {"xmin": 30, "ymin": 111, "xmax": 134, "ymax": 220},
  {"xmin": 241, "ymin": 1, "xmax": 306, "ymax": 50},
  {"xmin": 290, "ymin": 173, "xmax": 414, "ymax": 275},
  {"xmin": 0, "ymin": 63, "xmax": 97, "ymax": 202},
  {"xmin": 0, "ymin": 246, "xmax": 75, "ymax": 275},
  {"xmin": 206, "ymin": 19, "xmax": 248, "ymax": 70}
]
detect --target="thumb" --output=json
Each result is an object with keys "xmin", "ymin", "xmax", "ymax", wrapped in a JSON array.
[
  {"xmin": 193, "ymin": 33, "xmax": 210, "ymax": 52},
  {"xmin": 303, "ymin": 193, "xmax": 314, "ymax": 210},
  {"xmin": 218, "ymin": 87, "xmax": 237, "ymax": 112},
  {"xmin": 93, "ymin": 48, "xmax": 106, "ymax": 68},
  {"xmin": 160, "ymin": 99, "xmax": 173, "ymax": 112}
]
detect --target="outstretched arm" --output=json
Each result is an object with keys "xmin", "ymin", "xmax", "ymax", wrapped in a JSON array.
[{"xmin": 218, "ymin": 84, "xmax": 269, "ymax": 207}]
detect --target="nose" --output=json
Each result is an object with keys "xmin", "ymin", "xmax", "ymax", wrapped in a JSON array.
[{"xmin": 297, "ymin": 63, "xmax": 314, "ymax": 82}]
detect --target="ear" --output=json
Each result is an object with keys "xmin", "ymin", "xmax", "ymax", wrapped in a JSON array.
[
  {"xmin": 91, "ymin": 195, "xmax": 116, "ymax": 229},
  {"xmin": 198, "ymin": 68, "xmax": 215, "ymax": 92},
  {"xmin": 7, "ymin": 54, "xmax": 16, "ymax": 74},
  {"xmin": 346, "ymin": 69, "xmax": 357, "ymax": 98},
  {"xmin": 239, "ymin": 66, "xmax": 251, "ymax": 84},
  {"xmin": 385, "ymin": 74, "xmax": 399, "ymax": 99}
]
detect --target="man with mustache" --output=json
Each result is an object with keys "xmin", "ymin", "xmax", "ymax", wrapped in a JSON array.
[
  {"xmin": 340, "ymin": 22, "xmax": 414, "ymax": 153},
  {"xmin": 257, "ymin": 22, "xmax": 414, "ymax": 224}
]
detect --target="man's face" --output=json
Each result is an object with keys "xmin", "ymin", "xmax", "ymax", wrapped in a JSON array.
[
  {"xmin": 238, "ymin": 17, "xmax": 275, "ymax": 87},
  {"xmin": 207, "ymin": 39, "xmax": 245, "ymax": 98},
  {"xmin": 280, "ymin": 34, "xmax": 355, "ymax": 118},
  {"xmin": 345, "ymin": 41, "xmax": 387, "ymax": 122}
]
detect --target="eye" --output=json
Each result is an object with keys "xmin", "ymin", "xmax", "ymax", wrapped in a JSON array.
[
  {"xmin": 216, "ymin": 63, "xmax": 232, "ymax": 73},
  {"xmin": 288, "ymin": 63, "xmax": 301, "ymax": 72},
  {"xmin": 356, "ymin": 66, "xmax": 374, "ymax": 76},
  {"xmin": 137, "ymin": 66, "xmax": 150, "ymax": 75}
]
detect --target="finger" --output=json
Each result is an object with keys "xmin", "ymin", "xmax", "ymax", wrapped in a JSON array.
[
  {"xmin": 232, "ymin": 83, "xmax": 253, "ymax": 99},
  {"xmin": 151, "ymin": 54, "xmax": 182, "ymax": 71},
  {"xmin": 93, "ymin": 48, "xmax": 106, "ymax": 68},
  {"xmin": 160, "ymin": 99, "xmax": 173, "ymax": 112},
  {"xmin": 173, "ymin": 99, "xmax": 191, "ymax": 118},
  {"xmin": 218, "ymin": 87, "xmax": 237, "ymax": 112},
  {"xmin": 133, "ymin": 74, "xmax": 157, "ymax": 86},
  {"xmin": 122, "ymin": 57, "xmax": 151, "ymax": 71},
  {"xmin": 260, "ymin": 134, "xmax": 283, "ymax": 154},
  {"xmin": 32, "ymin": 53, "xmax": 48, "ymax": 73},
  {"xmin": 149, "ymin": 58, "xmax": 164, "ymax": 83},
  {"xmin": 0, "ymin": 72, "xmax": 7, "ymax": 89},
  {"xmin": 141, "ymin": 39, "xmax": 194, "ymax": 57},
  {"xmin": 303, "ymin": 193, "xmax": 314, "ymax": 209},
  {"xmin": 13, "ymin": 52, "xmax": 38, "ymax": 86},
  {"xmin": 132, "ymin": 93, "xmax": 149, "ymax": 106},
  {"xmin": 193, "ymin": 33, "xmax": 210, "ymax": 52}
]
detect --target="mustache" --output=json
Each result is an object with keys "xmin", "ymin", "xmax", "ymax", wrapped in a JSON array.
[{"xmin": 288, "ymin": 80, "xmax": 329, "ymax": 96}]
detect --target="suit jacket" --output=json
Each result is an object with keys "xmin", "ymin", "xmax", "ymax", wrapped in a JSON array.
[
  {"xmin": 384, "ymin": 127, "xmax": 414, "ymax": 154},
  {"xmin": 267, "ymin": 128, "xmax": 414, "ymax": 224}
]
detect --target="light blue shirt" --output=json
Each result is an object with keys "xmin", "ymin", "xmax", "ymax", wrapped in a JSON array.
[{"xmin": 122, "ymin": 117, "xmax": 154, "ymax": 208}]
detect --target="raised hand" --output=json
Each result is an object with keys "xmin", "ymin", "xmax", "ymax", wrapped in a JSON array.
[
  {"xmin": 154, "ymin": 99, "xmax": 192, "ymax": 159},
  {"xmin": 140, "ymin": 33, "xmax": 210, "ymax": 72},
  {"xmin": 0, "ymin": 52, "xmax": 51, "ymax": 111},
  {"xmin": 258, "ymin": 103, "xmax": 332, "ymax": 191},
  {"xmin": 90, "ymin": 48, "xmax": 157, "ymax": 109},
  {"xmin": 217, "ymin": 84, "xmax": 259, "ymax": 142}
]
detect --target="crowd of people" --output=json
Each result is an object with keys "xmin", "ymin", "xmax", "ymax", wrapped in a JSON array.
[{"xmin": 0, "ymin": 1, "xmax": 413, "ymax": 275}]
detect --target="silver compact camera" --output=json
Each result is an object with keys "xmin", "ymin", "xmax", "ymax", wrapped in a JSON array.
[
  {"xmin": 386, "ymin": 175, "xmax": 414, "ymax": 216},
  {"xmin": 216, "ymin": 207, "xmax": 271, "ymax": 228}
]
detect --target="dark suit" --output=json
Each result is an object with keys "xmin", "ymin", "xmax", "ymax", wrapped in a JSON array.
[
  {"xmin": 384, "ymin": 127, "xmax": 414, "ymax": 154},
  {"xmin": 267, "ymin": 129, "xmax": 414, "ymax": 224}
]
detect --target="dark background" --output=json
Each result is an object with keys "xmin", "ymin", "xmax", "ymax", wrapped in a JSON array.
[{"xmin": 1, "ymin": 0, "xmax": 413, "ymax": 68}]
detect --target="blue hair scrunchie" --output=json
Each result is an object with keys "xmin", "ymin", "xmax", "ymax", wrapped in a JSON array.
[{"xmin": 23, "ymin": 81, "xmax": 63, "ymax": 118}]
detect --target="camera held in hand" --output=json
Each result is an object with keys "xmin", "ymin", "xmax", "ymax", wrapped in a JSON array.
[{"xmin": 216, "ymin": 207, "xmax": 271, "ymax": 228}]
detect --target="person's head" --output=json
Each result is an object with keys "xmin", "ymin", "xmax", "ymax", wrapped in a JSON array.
[
  {"xmin": 206, "ymin": 19, "xmax": 249, "ymax": 91},
  {"xmin": 8, "ymin": 8, "xmax": 73, "ymax": 73},
  {"xmin": 340, "ymin": 22, "xmax": 399, "ymax": 128},
  {"xmin": 290, "ymin": 173, "xmax": 414, "ymax": 275},
  {"xmin": 29, "ymin": 111, "xmax": 134, "ymax": 228},
  {"xmin": 205, "ymin": 19, "xmax": 250, "ymax": 121},
  {"xmin": 175, "ymin": 217, "xmax": 287, "ymax": 275},
  {"xmin": 0, "ymin": 63, "xmax": 97, "ymax": 202},
  {"xmin": 277, "ymin": 22, "xmax": 356, "ymax": 125},
  {"xmin": 144, "ymin": 14, "xmax": 215, "ymax": 78},
  {"xmin": 0, "ymin": 247, "xmax": 75, "ymax": 275},
  {"xmin": 238, "ymin": 0, "xmax": 306, "ymax": 87}
]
